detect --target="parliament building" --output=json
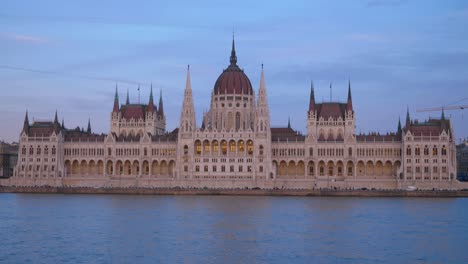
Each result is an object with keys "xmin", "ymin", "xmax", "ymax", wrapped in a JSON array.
[{"xmin": 2, "ymin": 38, "xmax": 459, "ymax": 189}]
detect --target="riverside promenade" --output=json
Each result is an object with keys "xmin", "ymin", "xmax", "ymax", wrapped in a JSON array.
[{"xmin": 2, "ymin": 186, "xmax": 468, "ymax": 197}]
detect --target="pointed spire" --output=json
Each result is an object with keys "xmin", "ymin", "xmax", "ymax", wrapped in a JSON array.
[
  {"xmin": 87, "ymin": 118, "xmax": 91, "ymax": 133},
  {"xmin": 61, "ymin": 118, "xmax": 65, "ymax": 129},
  {"xmin": 309, "ymin": 81, "xmax": 316, "ymax": 112},
  {"xmin": 441, "ymin": 107, "xmax": 446, "ymax": 120},
  {"xmin": 257, "ymin": 64, "xmax": 269, "ymax": 109},
  {"xmin": 397, "ymin": 117, "xmax": 402, "ymax": 134},
  {"xmin": 54, "ymin": 110, "xmax": 58, "ymax": 124},
  {"xmin": 230, "ymin": 33, "xmax": 237, "ymax": 66},
  {"xmin": 180, "ymin": 64, "xmax": 196, "ymax": 132},
  {"xmin": 113, "ymin": 84, "xmax": 119, "ymax": 112},
  {"xmin": 347, "ymin": 79, "xmax": 353, "ymax": 111},
  {"xmin": 53, "ymin": 110, "xmax": 60, "ymax": 133},
  {"xmin": 158, "ymin": 88, "xmax": 164, "ymax": 116},
  {"xmin": 126, "ymin": 89, "xmax": 130, "ymax": 105},
  {"xmin": 406, "ymin": 106, "xmax": 411, "ymax": 126},
  {"xmin": 22, "ymin": 110, "xmax": 29, "ymax": 134},
  {"xmin": 148, "ymin": 84, "xmax": 155, "ymax": 112},
  {"xmin": 185, "ymin": 64, "xmax": 192, "ymax": 92},
  {"xmin": 288, "ymin": 117, "xmax": 291, "ymax": 129}
]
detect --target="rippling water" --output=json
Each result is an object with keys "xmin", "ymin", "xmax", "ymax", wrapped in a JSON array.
[{"xmin": 0, "ymin": 194, "xmax": 467, "ymax": 263}]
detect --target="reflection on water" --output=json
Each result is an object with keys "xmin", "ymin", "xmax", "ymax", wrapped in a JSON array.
[{"xmin": 0, "ymin": 194, "xmax": 467, "ymax": 263}]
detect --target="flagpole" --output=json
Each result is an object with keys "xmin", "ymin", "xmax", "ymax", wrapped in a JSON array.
[{"xmin": 138, "ymin": 85, "xmax": 140, "ymax": 104}]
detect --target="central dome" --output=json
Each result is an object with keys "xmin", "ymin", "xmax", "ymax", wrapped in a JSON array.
[{"xmin": 213, "ymin": 38, "xmax": 253, "ymax": 95}]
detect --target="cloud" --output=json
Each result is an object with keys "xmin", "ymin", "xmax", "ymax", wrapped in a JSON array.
[{"xmin": 1, "ymin": 33, "xmax": 49, "ymax": 44}]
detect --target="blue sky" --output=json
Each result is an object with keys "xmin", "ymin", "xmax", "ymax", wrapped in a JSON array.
[{"xmin": 1, "ymin": 0, "xmax": 467, "ymax": 142}]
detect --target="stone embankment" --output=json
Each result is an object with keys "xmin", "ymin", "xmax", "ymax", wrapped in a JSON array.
[{"xmin": 1, "ymin": 186, "xmax": 468, "ymax": 197}]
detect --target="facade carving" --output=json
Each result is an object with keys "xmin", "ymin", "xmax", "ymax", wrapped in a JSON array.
[{"xmin": 2, "ymin": 38, "xmax": 459, "ymax": 189}]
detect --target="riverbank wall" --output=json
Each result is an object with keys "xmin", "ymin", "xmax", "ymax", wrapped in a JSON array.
[{"xmin": 1, "ymin": 186, "xmax": 468, "ymax": 197}]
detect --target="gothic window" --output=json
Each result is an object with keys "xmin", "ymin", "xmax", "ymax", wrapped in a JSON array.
[
  {"xmin": 259, "ymin": 145, "xmax": 264, "ymax": 156},
  {"xmin": 247, "ymin": 140, "xmax": 254, "ymax": 155},
  {"xmin": 37, "ymin": 146, "xmax": 41, "ymax": 155},
  {"xmin": 424, "ymin": 145, "xmax": 429, "ymax": 156},
  {"xmin": 348, "ymin": 147, "xmax": 352, "ymax": 157},
  {"xmin": 22, "ymin": 147, "xmax": 26, "ymax": 155},
  {"xmin": 415, "ymin": 146, "xmax": 420, "ymax": 155},
  {"xmin": 442, "ymin": 146, "xmax": 447, "ymax": 156},
  {"xmin": 195, "ymin": 141, "xmax": 202, "ymax": 155},
  {"xmin": 406, "ymin": 146, "xmax": 411, "ymax": 156},
  {"xmin": 52, "ymin": 146, "xmax": 56, "ymax": 155},
  {"xmin": 433, "ymin": 145, "xmax": 438, "ymax": 156},
  {"xmin": 183, "ymin": 145, "xmax": 188, "ymax": 155}
]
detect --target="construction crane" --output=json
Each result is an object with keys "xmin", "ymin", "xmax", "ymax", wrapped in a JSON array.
[{"xmin": 416, "ymin": 105, "xmax": 468, "ymax": 112}]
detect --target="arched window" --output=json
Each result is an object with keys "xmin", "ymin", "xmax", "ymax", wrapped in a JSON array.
[
  {"xmin": 183, "ymin": 145, "xmax": 188, "ymax": 155},
  {"xmin": 52, "ymin": 146, "xmax": 56, "ymax": 155},
  {"xmin": 442, "ymin": 145, "xmax": 447, "ymax": 156},
  {"xmin": 247, "ymin": 140, "xmax": 254, "ymax": 155},
  {"xmin": 348, "ymin": 147, "xmax": 352, "ymax": 157},
  {"xmin": 259, "ymin": 145, "xmax": 264, "ymax": 156},
  {"xmin": 424, "ymin": 145, "xmax": 429, "ymax": 156},
  {"xmin": 406, "ymin": 146, "xmax": 411, "ymax": 156},
  {"xmin": 22, "ymin": 146, "xmax": 26, "ymax": 155},
  {"xmin": 415, "ymin": 145, "xmax": 420, "ymax": 155},
  {"xmin": 433, "ymin": 145, "xmax": 438, "ymax": 156},
  {"xmin": 37, "ymin": 146, "xmax": 41, "ymax": 155},
  {"xmin": 235, "ymin": 112, "xmax": 241, "ymax": 131},
  {"xmin": 194, "ymin": 141, "xmax": 202, "ymax": 155}
]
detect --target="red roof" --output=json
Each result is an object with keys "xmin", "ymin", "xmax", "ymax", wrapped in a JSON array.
[
  {"xmin": 213, "ymin": 65, "xmax": 253, "ymax": 95},
  {"xmin": 316, "ymin": 103, "xmax": 347, "ymax": 119},
  {"xmin": 271, "ymin": 127, "xmax": 305, "ymax": 142},
  {"xmin": 121, "ymin": 104, "xmax": 147, "ymax": 120}
]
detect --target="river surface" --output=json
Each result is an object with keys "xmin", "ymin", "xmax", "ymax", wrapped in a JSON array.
[{"xmin": 0, "ymin": 194, "xmax": 467, "ymax": 263}]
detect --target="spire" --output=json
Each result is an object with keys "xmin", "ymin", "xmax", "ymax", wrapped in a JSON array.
[
  {"xmin": 230, "ymin": 33, "xmax": 237, "ymax": 66},
  {"xmin": 347, "ymin": 79, "xmax": 353, "ymax": 111},
  {"xmin": 126, "ymin": 89, "xmax": 130, "ymax": 105},
  {"xmin": 53, "ymin": 110, "xmax": 60, "ymax": 133},
  {"xmin": 257, "ymin": 64, "xmax": 269, "ymax": 109},
  {"xmin": 180, "ymin": 64, "xmax": 196, "ymax": 132},
  {"xmin": 148, "ymin": 84, "xmax": 155, "ymax": 112},
  {"xmin": 397, "ymin": 117, "xmax": 402, "ymax": 134},
  {"xmin": 22, "ymin": 110, "xmax": 29, "ymax": 134},
  {"xmin": 288, "ymin": 117, "xmax": 291, "ymax": 129},
  {"xmin": 441, "ymin": 107, "xmax": 446, "ymax": 120},
  {"xmin": 87, "ymin": 118, "xmax": 91, "ymax": 133},
  {"xmin": 61, "ymin": 118, "xmax": 65, "ymax": 129},
  {"xmin": 406, "ymin": 106, "xmax": 411, "ymax": 126},
  {"xmin": 54, "ymin": 110, "xmax": 58, "ymax": 124},
  {"xmin": 309, "ymin": 81, "xmax": 316, "ymax": 112},
  {"xmin": 113, "ymin": 84, "xmax": 119, "ymax": 112},
  {"xmin": 158, "ymin": 88, "xmax": 164, "ymax": 116}
]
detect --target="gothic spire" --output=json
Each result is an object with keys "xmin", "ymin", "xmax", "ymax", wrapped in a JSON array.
[
  {"xmin": 113, "ymin": 84, "xmax": 119, "ymax": 112},
  {"xmin": 406, "ymin": 106, "xmax": 411, "ymax": 127},
  {"xmin": 397, "ymin": 117, "xmax": 402, "ymax": 134},
  {"xmin": 61, "ymin": 118, "xmax": 65, "ymax": 129},
  {"xmin": 441, "ymin": 107, "xmax": 446, "ymax": 120},
  {"xmin": 230, "ymin": 33, "xmax": 237, "ymax": 66},
  {"xmin": 53, "ymin": 110, "xmax": 60, "ymax": 133},
  {"xmin": 87, "ymin": 118, "xmax": 91, "ymax": 133},
  {"xmin": 309, "ymin": 81, "xmax": 316, "ymax": 112},
  {"xmin": 180, "ymin": 64, "xmax": 196, "ymax": 132},
  {"xmin": 22, "ymin": 110, "xmax": 29, "ymax": 134},
  {"xmin": 347, "ymin": 79, "xmax": 353, "ymax": 111},
  {"xmin": 54, "ymin": 110, "xmax": 58, "ymax": 124},
  {"xmin": 288, "ymin": 117, "xmax": 291, "ymax": 129},
  {"xmin": 126, "ymin": 89, "xmax": 130, "ymax": 105},
  {"xmin": 148, "ymin": 84, "xmax": 155, "ymax": 112},
  {"xmin": 158, "ymin": 88, "xmax": 164, "ymax": 116}
]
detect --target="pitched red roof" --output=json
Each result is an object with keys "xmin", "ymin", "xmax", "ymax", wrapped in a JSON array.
[
  {"xmin": 271, "ymin": 127, "xmax": 305, "ymax": 142},
  {"xmin": 405, "ymin": 118, "xmax": 450, "ymax": 136},
  {"xmin": 120, "ymin": 104, "xmax": 148, "ymax": 120},
  {"xmin": 316, "ymin": 102, "xmax": 347, "ymax": 119},
  {"xmin": 28, "ymin": 122, "xmax": 55, "ymax": 137},
  {"xmin": 356, "ymin": 133, "xmax": 400, "ymax": 142},
  {"xmin": 64, "ymin": 129, "xmax": 106, "ymax": 142}
]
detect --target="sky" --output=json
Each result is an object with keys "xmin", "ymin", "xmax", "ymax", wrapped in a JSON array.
[{"xmin": 1, "ymin": 0, "xmax": 468, "ymax": 143}]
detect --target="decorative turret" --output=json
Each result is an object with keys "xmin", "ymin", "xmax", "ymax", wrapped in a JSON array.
[
  {"xmin": 230, "ymin": 34, "xmax": 237, "ymax": 66},
  {"xmin": 61, "ymin": 118, "xmax": 65, "ymax": 129},
  {"xmin": 158, "ymin": 89, "xmax": 164, "ymax": 117},
  {"xmin": 22, "ymin": 110, "xmax": 29, "ymax": 134},
  {"xmin": 53, "ymin": 110, "xmax": 60, "ymax": 133},
  {"xmin": 406, "ymin": 107, "xmax": 411, "ymax": 127},
  {"xmin": 87, "ymin": 118, "xmax": 91, "ymax": 133},
  {"xmin": 126, "ymin": 89, "xmax": 130, "ymax": 105},
  {"xmin": 287, "ymin": 117, "xmax": 291, "ymax": 129},
  {"xmin": 113, "ymin": 84, "xmax": 119, "ymax": 112},
  {"xmin": 256, "ymin": 64, "xmax": 270, "ymax": 133},
  {"xmin": 397, "ymin": 117, "xmax": 402, "ymax": 134},
  {"xmin": 441, "ymin": 108, "xmax": 445, "ymax": 120},
  {"xmin": 309, "ymin": 81, "xmax": 315, "ymax": 112},
  {"xmin": 179, "ymin": 65, "xmax": 196, "ymax": 132},
  {"xmin": 347, "ymin": 80, "xmax": 353, "ymax": 112},
  {"xmin": 148, "ymin": 84, "xmax": 155, "ymax": 112}
]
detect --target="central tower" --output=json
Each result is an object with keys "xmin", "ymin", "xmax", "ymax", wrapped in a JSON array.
[{"xmin": 203, "ymin": 36, "xmax": 256, "ymax": 131}]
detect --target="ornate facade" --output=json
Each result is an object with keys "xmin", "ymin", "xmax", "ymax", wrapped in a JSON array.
[{"xmin": 2, "ymin": 38, "xmax": 460, "ymax": 189}]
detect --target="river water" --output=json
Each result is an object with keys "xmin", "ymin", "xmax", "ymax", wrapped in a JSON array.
[{"xmin": 0, "ymin": 194, "xmax": 467, "ymax": 263}]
